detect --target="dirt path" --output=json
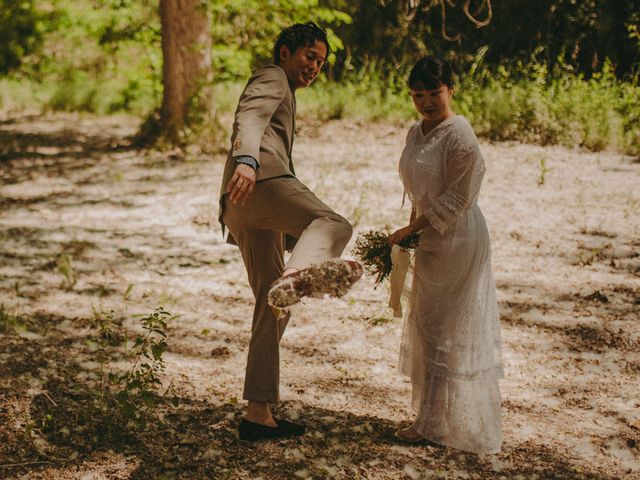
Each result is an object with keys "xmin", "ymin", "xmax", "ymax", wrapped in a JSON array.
[{"xmin": 0, "ymin": 114, "xmax": 639, "ymax": 479}]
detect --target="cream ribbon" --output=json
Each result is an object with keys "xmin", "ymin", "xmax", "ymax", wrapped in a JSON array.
[{"xmin": 388, "ymin": 244, "xmax": 411, "ymax": 318}]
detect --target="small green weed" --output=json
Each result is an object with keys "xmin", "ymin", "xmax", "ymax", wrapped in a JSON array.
[
  {"xmin": 367, "ymin": 314, "xmax": 393, "ymax": 327},
  {"xmin": 350, "ymin": 188, "xmax": 369, "ymax": 228},
  {"xmin": 123, "ymin": 283, "xmax": 134, "ymax": 301},
  {"xmin": 538, "ymin": 158, "xmax": 551, "ymax": 185},
  {"xmin": 91, "ymin": 307, "xmax": 124, "ymax": 346},
  {"xmin": 576, "ymin": 241, "xmax": 613, "ymax": 266},
  {"xmin": 56, "ymin": 254, "xmax": 77, "ymax": 290},
  {"xmin": 0, "ymin": 304, "xmax": 24, "ymax": 333}
]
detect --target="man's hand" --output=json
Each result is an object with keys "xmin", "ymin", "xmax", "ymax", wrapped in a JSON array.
[{"xmin": 227, "ymin": 163, "xmax": 256, "ymax": 205}]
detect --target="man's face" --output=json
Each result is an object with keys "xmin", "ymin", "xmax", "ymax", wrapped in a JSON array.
[{"xmin": 279, "ymin": 40, "xmax": 327, "ymax": 90}]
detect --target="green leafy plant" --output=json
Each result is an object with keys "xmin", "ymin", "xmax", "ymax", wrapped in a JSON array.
[
  {"xmin": 36, "ymin": 308, "xmax": 179, "ymax": 447},
  {"xmin": 100, "ymin": 307, "xmax": 178, "ymax": 433}
]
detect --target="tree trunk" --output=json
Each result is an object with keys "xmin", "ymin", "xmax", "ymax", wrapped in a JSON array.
[{"xmin": 159, "ymin": 0, "xmax": 212, "ymax": 141}]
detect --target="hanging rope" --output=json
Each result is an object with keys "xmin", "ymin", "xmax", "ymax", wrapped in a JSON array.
[
  {"xmin": 463, "ymin": 0, "xmax": 492, "ymax": 28},
  {"xmin": 386, "ymin": 0, "xmax": 493, "ymax": 39},
  {"xmin": 441, "ymin": 0, "xmax": 461, "ymax": 41}
]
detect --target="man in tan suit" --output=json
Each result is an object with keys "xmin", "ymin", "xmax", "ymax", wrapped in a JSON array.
[{"xmin": 219, "ymin": 23, "xmax": 353, "ymax": 441}]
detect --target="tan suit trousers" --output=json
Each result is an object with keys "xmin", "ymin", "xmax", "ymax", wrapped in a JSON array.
[{"xmin": 222, "ymin": 176, "xmax": 353, "ymax": 403}]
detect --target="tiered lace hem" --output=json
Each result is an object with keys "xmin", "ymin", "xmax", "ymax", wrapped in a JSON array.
[{"xmin": 409, "ymin": 372, "xmax": 502, "ymax": 454}]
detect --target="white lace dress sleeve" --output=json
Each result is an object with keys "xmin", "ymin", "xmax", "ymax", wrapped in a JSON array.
[
  {"xmin": 397, "ymin": 116, "xmax": 503, "ymax": 454},
  {"xmin": 418, "ymin": 122, "xmax": 485, "ymax": 234}
]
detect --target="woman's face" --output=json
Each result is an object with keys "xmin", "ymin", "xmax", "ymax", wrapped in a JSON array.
[{"xmin": 411, "ymin": 84, "xmax": 453, "ymax": 124}]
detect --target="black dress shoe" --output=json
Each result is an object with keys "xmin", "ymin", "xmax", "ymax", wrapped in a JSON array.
[{"xmin": 238, "ymin": 417, "xmax": 305, "ymax": 441}]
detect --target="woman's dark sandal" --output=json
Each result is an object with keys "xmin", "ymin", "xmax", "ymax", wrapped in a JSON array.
[
  {"xmin": 268, "ymin": 259, "xmax": 363, "ymax": 309},
  {"xmin": 394, "ymin": 429, "xmax": 442, "ymax": 447},
  {"xmin": 394, "ymin": 429, "xmax": 427, "ymax": 444},
  {"xmin": 238, "ymin": 418, "xmax": 305, "ymax": 441}
]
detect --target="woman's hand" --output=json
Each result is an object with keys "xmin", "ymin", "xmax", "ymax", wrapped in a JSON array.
[{"xmin": 389, "ymin": 225, "xmax": 414, "ymax": 246}]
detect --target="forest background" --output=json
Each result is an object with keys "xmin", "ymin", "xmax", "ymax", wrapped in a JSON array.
[{"xmin": 1, "ymin": 0, "xmax": 639, "ymax": 155}]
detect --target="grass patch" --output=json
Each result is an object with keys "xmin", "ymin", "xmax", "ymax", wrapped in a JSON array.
[
  {"xmin": 296, "ymin": 54, "xmax": 640, "ymax": 156},
  {"xmin": 455, "ymin": 56, "xmax": 640, "ymax": 156}
]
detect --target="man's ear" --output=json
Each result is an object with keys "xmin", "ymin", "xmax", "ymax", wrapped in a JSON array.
[{"xmin": 279, "ymin": 45, "xmax": 291, "ymax": 63}]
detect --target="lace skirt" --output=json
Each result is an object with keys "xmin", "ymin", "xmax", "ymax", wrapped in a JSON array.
[{"xmin": 399, "ymin": 207, "xmax": 503, "ymax": 454}]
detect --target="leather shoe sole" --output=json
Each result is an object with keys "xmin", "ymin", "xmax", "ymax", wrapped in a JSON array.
[{"xmin": 268, "ymin": 259, "xmax": 363, "ymax": 308}]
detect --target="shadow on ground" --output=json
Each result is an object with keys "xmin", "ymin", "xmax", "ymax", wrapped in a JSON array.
[
  {"xmin": 0, "ymin": 309, "xmax": 621, "ymax": 480},
  {"xmin": 0, "ymin": 121, "xmax": 136, "ymax": 163}
]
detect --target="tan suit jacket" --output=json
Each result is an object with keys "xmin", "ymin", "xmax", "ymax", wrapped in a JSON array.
[
  {"xmin": 219, "ymin": 64, "xmax": 297, "ymax": 246},
  {"xmin": 220, "ymin": 65, "xmax": 296, "ymax": 195}
]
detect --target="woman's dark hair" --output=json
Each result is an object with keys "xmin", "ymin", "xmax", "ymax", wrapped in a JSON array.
[
  {"xmin": 274, "ymin": 22, "xmax": 331, "ymax": 65},
  {"xmin": 408, "ymin": 55, "xmax": 455, "ymax": 90}
]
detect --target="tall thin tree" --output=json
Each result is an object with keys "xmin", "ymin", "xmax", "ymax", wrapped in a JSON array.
[{"xmin": 159, "ymin": 0, "xmax": 213, "ymax": 142}]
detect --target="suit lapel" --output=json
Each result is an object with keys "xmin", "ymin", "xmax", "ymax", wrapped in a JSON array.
[{"xmin": 289, "ymin": 91, "xmax": 296, "ymax": 175}]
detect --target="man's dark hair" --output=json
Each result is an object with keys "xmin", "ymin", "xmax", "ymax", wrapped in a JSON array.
[
  {"xmin": 273, "ymin": 22, "xmax": 331, "ymax": 65},
  {"xmin": 408, "ymin": 55, "xmax": 455, "ymax": 90}
]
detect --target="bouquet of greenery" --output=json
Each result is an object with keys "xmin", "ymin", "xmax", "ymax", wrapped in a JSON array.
[{"xmin": 352, "ymin": 228, "xmax": 420, "ymax": 287}]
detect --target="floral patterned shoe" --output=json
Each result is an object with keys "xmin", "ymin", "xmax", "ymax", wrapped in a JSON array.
[{"xmin": 267, "ymin": 259, "xmax": 363, "ymax": 309}]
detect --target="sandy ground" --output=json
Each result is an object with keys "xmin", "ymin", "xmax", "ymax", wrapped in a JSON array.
[{"xmin": 0, "ymin": 113, "xmax": 639, "ymax": 479}]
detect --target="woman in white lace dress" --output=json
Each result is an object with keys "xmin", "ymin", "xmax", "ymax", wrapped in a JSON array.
[{"xmin": 388, "ymin": 56, "xmax": 503, "ymax": 454}]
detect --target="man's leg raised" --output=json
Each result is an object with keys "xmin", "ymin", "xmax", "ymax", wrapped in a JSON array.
[{"xmin": 253, "ymin": 177, "xmax": 353, "ymax": 270}]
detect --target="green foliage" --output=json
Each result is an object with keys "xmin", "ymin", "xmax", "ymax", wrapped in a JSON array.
[
  {"xmin": 0, "ymin": 0, "xmax": 44, "ymax": 75},
  {"xmin": 2, "ymin": 0, "xmax": 350, "ymax": 114},
  {"xmin": 330, "ymin": 0, "xmax": 640, "ymax": 80},
  {"xmin": 91, "ymin": 307, "xmax": 124, "ymax": 346},
  {"xmin": 211, "ymin": 0, "xmax": 352, "ymax": 81},
  {"xmin": 455, "ymin": 51, "xmax": 640, "ymax": 155},
  {"xmin": 538, "ymin": 158, "xmax": 551, "ymax": 186},
  {"xmin": 6, "ymin": 0, "xmax": 161, "ymax": 115},
  {"xmin": 298, "ymin": 51, "xmax": 640, "ymax": 155},
  {"xmin": 1, "ymin": 0, "xmax": 638, "ymax": 155},
  {"xmin": 297, "ymin": 59, "xmax": 413, "ymax": 121}
]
